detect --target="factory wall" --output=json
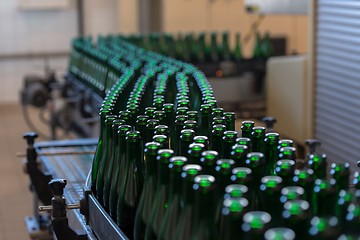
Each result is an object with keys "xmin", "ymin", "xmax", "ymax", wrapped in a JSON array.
[{"xmin": 0, "ymin": 0, "xmax": 307, "ymax": 104}]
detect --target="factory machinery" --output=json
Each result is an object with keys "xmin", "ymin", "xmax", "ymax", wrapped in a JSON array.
[{"xmin": 20, "ymin": 32, "xmax": 360, "ymax": 240}]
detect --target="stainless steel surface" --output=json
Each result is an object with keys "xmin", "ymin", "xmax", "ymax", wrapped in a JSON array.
[
  {"xmin": 315, "ymin": 0, "xmax": 360, "ymax": 170},
  {"xmin": 88, "ymin": 195, "xmax": 128, "ymax": 240}
]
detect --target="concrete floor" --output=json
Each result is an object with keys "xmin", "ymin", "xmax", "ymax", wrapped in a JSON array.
[{"xmin": 0, "ymin": 103, "xmax": 68, "ymax": 240}]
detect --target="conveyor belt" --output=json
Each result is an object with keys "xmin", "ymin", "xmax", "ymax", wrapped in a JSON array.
[{"xmin": 35, "ymin": 138, "xmax": 98, "ymax": 240}]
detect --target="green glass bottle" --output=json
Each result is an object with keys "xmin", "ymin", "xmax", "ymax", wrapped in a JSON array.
[
  {"xmin": 245, "ymin": 152, "xmax": 265, "ymax": 210},
  {"xmin": 134, "ymin": 142, "xmax": 161, "ymax": 240},
  {"xmin": 312, "ymin": 179, "xmax": 337, "ymax": 216},
  {"xmin": 210, "ymin": 32, "xmax": 219, "ymax": 62},
  {"xmin": 308, "ymin": 216, "xmax": 341, "ymax": 240},
  {"xmin": 199, "ymin": 150, "xmax": 219, "ymax": 175},
  {"xmin": 336, "ymin": 190, "xmax": 354, "ymax": 228},
  {"xmin": 144, "ymin": 149, "xmax": 174, "ymax": 240},
  {"xmin": 154, "ymin": 125, "xmax": 169, "ymax": 138},
  {"xmin": 116, "ymin": 131, "xmax": 144, "ymax": 237},
  {"xmin": 224, "ymin": 112, "xmax": 236, "ymax": 131},
  {"xmin": 109, "ymin": 125, "xmax": 132, "ymax": 218},
  {"xmin": 96, "ymin": 115, "xmax": 117, "ymax": 204},
  {"xmin": 231, "ymin": 144, "xmax": 249, "ymax": 167},
  {"xmin": 157, "ymin": 156, "xmax": 188, "ymax": 240},
  {"xmin": 330, "ymin": 162, "xmax": 350, "ymax": 191},
  {"xmin": 145, "ymin": 107, "xmax": 156, "ymax": 119},
  {"xmin": 231, "ymin": 167, "xmax": 253, "ymax": 189},
  {"xmin": 210, "ymin": 124, "xmax": 226, "ymax": 157},
  {"xmin": 282, "ymin": 200, "xmax": 311, "ymax": 239},
  {"xmin": 280, "ymin": 186, "xmax": 305, "ymax": 204},
  {"xmin": 186, "ymin": 110, "xmax": 199, "ymax": 122},
  {"xmin": 253, "ymin": 32, "xmax": 262, "ymax": 60},
  {"xmin": 91, "ymin": 108, "xmax": 112, "ymax": 191},
  {"xmin": 264, "ymin": 228, "xmax": 296, "ymax": 240},
  {"xmin": 352, "ymin": 171, "xmax": 360, "ymax": 189},
  {"xmin": 179, "ymin": 129, "xmax": 195, "ymax": 158},
  {"xmin": 103, "ymin": 118, "xmax": 126, "ymax": 209},
  {"xmin": 278, "ymin": 147, "xmax": 296, "ymax": 160},
  {"xmin": 344, "ymin": 203, "xmax": 360, "ymax": 235},
  {"xmin": 212, "ymin": 117, "xmax": 226, "ymax": 126},
  {"xmin": 241, "ymin": 121, "xmax": 255, "ymax": 139},
  {"xmin": 189, "ymin": 175, "xmax": 219, "ymax": 240},
  {"xmin": 307, "ymin": 153, "xmax": 327, "ymax": 179},
  {"xmin": 174, "ymin": 115, "xmax": 187, "ymax": 155},
  {"xmin": 135, "ymin": 115, "xmax": 149, "ymax": 143},
  {"xmin": 219, "ymin": 197, "xmax": 249, "ymax": 240},
  {"xmin": 173, "ymin": 164, "xmax": 203, "ymax": 240},
  {"xmin": 293, "ymin": 169, "xmax": 315, "ymax": 205},
  {"xmin": 152, "ymin": 134, "xmax": 169, "ymax": 149},
  {"xmin": 261, "ymin": 32, "xmax": 274, "ymax": 59},
  {"xmin": 252, "ymin": 126, "xmax": 266, "ymax": 153},
  {"xmin": 145, "ymin": 119, "xmax": 160, "ymax": 144},
  {"xmin": 259, "ymin": 176, "xmax": 283, "ymax": 224},
  {"xmin": 264, "ymin": 132, "xmax": 280, "ymax": 175},
  {"xmin": 232, "ymin": 33, "xmax": 243, "ymax": 62},
  {"xmin": 163, "ymin": 103, "xmax": 175, "ymax": 145},
  {"xmin": 193, "ymin": 136, "xmax": 209, "ymax": 150},
  {"xmin": 236, "ymin": 137, "xmax": 252, "ymax": 151},
  {"xmin": 199, "ymin": 104, "xmax": 212, "ymax": 136},
  {"xmin": 278, "ymin": 139, "xmax": 294, "ymax": 150},
  {"xmin": 242, "ymin": 211, "xmax": 272, "ymax": 240},
  {"xmin": 188, "ymin": 143, "xmax": 205, "ymax": 164},
  {"xmin": 275, "ymin": 160, "xmax": 296, "ymax": 186},
  {"xmin": 222, "ymin": 131, "xmax": 238, "ymax": 159}
]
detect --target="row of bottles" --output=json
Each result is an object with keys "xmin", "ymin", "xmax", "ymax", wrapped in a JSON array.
[
  {"xmin": 123, "ymin": 31, "xmax": 274, "ymax": 63},
  {"xmin": 68, "ymin": 35, "xmax": 358, "ymax": 239}
]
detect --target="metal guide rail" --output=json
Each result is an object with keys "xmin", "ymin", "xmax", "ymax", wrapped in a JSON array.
[{"xmin": 23, "ymin": 135, "xmax": 129, "ymax": 240}]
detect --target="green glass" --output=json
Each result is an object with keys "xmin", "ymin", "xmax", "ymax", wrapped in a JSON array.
[
  {"xmin": 199, "ymin": 150, "xmax": 219, "ymax": 175},
  {"xmin": 109, "ymin": 125, "xmax": 132, "ymax": 218},
  {"xmin": 199, "ymin": 104, "xmax": 212, "ymax": 136},
  {"xmin": 174, "ymin": 164, "xmax": 203, "ymax": 240},
  {"xmin": 338, "ymin": 234, "xmax": 360, "ymax": 240},
  {"xmin": 264, "ymin": 228, "xmax": 296, "ymax": 240},
  {"xmin": 242, "ymin": 211, "xmax": 272, "ymax": 240},
  {"xmin": 189, "ymin": 175, "xmax": 219, "ymax": 240},
  {"xmin": 152, "ymin": 134, "xmax": 169, "ymax": 149},
  {"xmin": 241, "ymin": 121, "xmax": 254, "ymax": 139},
  {"xmin": 179, "ymin": 129, "xmax": 195, "ymax": 158},
  {"xmin": 253, "ymin": 32, "xmax": 262, "ymax": 59},
  {"xmin": 176, "ymin": 107, "xmax": 189, "ymax": 116},
  {"xmin": 210, "ymin": 32, "xmax": 219, "ymax": 62},
  {"xmin": 278, "ymin": 139, "xmax": 294, "ymax": 150},
  {"xmin": 183, "ymin": 120, "xmax": 198, "ymax": 133},
  {"xmin": 330, "ymin": 162, "xmax": 350, "ymax": 191},
  {"xmin": 219, "ymin": 198, "xmax": 249, "ymax": 240},
  {"xmin": 215, "ymin": 159, "xmax": 236, "ymax": 191},
  {"xmin": 252, "ymin": 126, "xmax": 266, "ymax": 153},
  {"xmin": 280, "ymin": 186, "xmax": 305, "ymax": 204},
  {"xmin": 221, "ymin": 32, "xmax": 231, "ymax": 61},
  {"xmin": 275, "ymin": 160, "xmax": 296, "ymax": 186},
  {"xmin": 145, "ymin": 107, "xmax": 156, "ymax": 119},
  {"xmin": 145, "ymin": 119, "xmax": 159, "ymax": 144},
  {"xmin": 344, "ymin": 203, "xmax": 360, "ymax": 235},
  {"xmin": 91, "ymin": 109, "xmax": 112, "ymax": 191},
  {"xmin": 222, "ymin": 130, "xmax": 238, "ymax": 159},
  {"xmin": 158, "ymin": 156, "xmax": 188, "ymax": 240},
  {"xmin": 259, "ymin": 176, "xmax": 283, "ymax": 223},
  {"xmin": 187, "ymin": 110, "xmax": 198, "ymax": 122},
  {"xmin": 224, "ymin": 112, "xmax": 236, "ymax": 131},
  {"xmin": 193, "ymin": 136, "xmax": 209, "ymax": 150},
  {"xmin": 307, "ymin": 153, "xmax": 327, "ymax": 179},
  {"xmin": 352, "ymin": 171, "xmax": 360, "ymax": 189},
  {"xmin": 264, "ymin": 132, "xmax": 280, "ymax": 175},
  {"xmin": 224, "ymin": 184, "xmax": 249, "ymax": 199},
  {"xmin": 210, "ymin": 124, "xmax": 226, "ymax": 157},
  {"xmin": 232, "ymin": 33, "xmax": 243, "ymax": 62},
  {"xmin": 293, "ymin": 169, "xmax": 315, "ymax": 209},
  {"xmin": 231, "ymin": 144, "xmax": 249, "ymax": 167},
  {"xmin": 174, "ymin": 115, "xmax": 187, "ymax": 155},
  {"xmin": 103, "ymin": 119, "xmax": 126, "ymax": 209},
  {"xmin": 336, "ymin": 190, "xmax": 354, "ymax": 227},
  {"xmin": 236, "ymin": 137, "xmax": 252, "ymax": 152},
  {"xmin": 261, "ymin": 32, "xmax": 274, "ymax": 59},
  {"xmin": 245, "ymin": 152, "xmax": 265, "ymax": 184},
  {"xmin": 212, "ymin": 117, "xmax": 226, "ymax": 126},
  {"xmin": 188, "ymin": 143, "xmax": 205, "ymax": 164},
  {"xmin": 278, "ymin": 146, "xmax": 296, "ymax": 161},
  {"xmin": 231, "ymin": 167, "xmax": 253, "ymax": 188},
  {"xmin": 153, "ymin": 110, "xmax": 166, "ymax": 125},
  {"xmin": 154, "ymin": 125, "xmax": 169, "ymax": 137},
  {"xmin": 163, "ymin": 103, "xmax": 175, "ymax": 148},
  {"xmin": 134, "ymin": 142, "xmax": 161, "ymax": 240},
  {"xmin": 135, "ymin": 115, "xmax": 149, "ymax": 144},
  {"xmin": 144, "ymin": 149, "xmax": 174, "ymax": 240},
  {"xmin": 95, "ymin": 115, "xmax": 117, "ymax": 203},
  {"xmin": 308, "ymin": 216, "xmax": 341, "ymax": 240},
  {"xmin": 313, "ymin": 179, "xmax": 337, "ymax": 216},
  {"xmin": 282, "ymin": 200, "xmax": 311, "ymax": 239},
  {"xmin": 212, "ymin": 107, "xmax": 224, "ymax": 120},
  {"xmin": 116, "ymin": 131, "xmax": 144, "ymax": 237}
]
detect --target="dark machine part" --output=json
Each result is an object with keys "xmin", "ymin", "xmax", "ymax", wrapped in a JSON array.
[
  {"xmin": 42, "ymin": 179, "xmax": 87, "ymax": 240},
  {"xmin": 20, "ymin": 68, "xmax": 102, "ymax": 139}
]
